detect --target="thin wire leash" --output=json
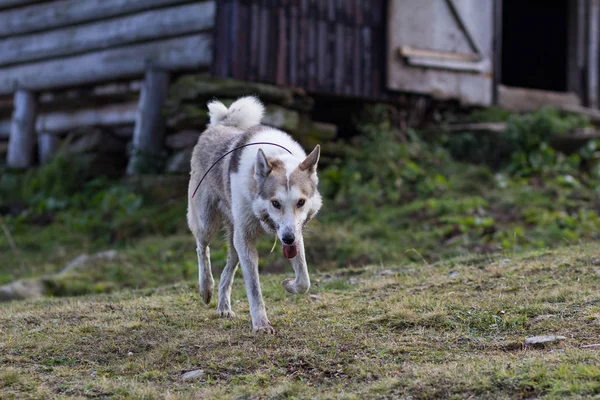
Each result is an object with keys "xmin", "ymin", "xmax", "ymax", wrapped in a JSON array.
[{"xmin": 191, "ymin": 142, "xmax": 293, "ymax": 198}]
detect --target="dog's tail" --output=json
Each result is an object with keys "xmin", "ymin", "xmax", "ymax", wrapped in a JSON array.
[{"xmin": 207, "ymin": 96, "xmax": 265, "ymax": 130}]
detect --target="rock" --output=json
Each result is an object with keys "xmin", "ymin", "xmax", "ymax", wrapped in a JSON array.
[
  {"xmin": 532, "ymin": 314, "xmax": 556, "ymax": 322},
  {"xmin": 309, "ymin": 294, "xmax": 321, "ymax": 301},
  {"xmin": 166, "ymin": 148, "xmax": 193, "ymax": 174},
  {"xmin": 0, "ymin": 279, "xmax": 45, "ymax": 302},
  {"xmin": 263, "ymin": 106, "xmax": 301, "ymax": 132},
  {"xmin": 524, "ymin": 335, "xmax": 566, "ymax": 346},
  {"xmin": 348, "ymin": 278, "xmax": 358, "ymax": 285},
  {"xmin": 182, "ymin": 369, "xmax": 205, "ymax": 381},
  {"xmin": 378, "ymin": 269, "xmax": 395, "ymax": 276},
  {"xmin": 68, "ymin": 129, "xmax": 126, "ymax": 154},
  {"xmin": 165, "ymin": 130, "xmax": 201, "ymax": 150},
  {"xmin": 60, "ymin": 250, "xmax": 119, "ymax": 275},
  {"xmin": 166, "ymin": 75, "xmax": 313, "ymax": 112},
  {"xmin": 448, "ymin": 271, "xmax": 460, "ymax": 279},
  {"xmin": 123, "ymin": 175, "xmax": 188, "ymax": 202}
]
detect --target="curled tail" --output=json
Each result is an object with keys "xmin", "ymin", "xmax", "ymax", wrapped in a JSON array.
[{"xmin": 207, "ymin": 96, "xmax": 265, "ymax": 130}]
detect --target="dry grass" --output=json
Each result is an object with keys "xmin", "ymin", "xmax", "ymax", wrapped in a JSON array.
[{"xmin": 2, "ymin": 243, "xmax": 600, "ymax": 399}]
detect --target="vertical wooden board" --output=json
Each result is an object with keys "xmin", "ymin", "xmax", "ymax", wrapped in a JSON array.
[
  {"xmin": 267, "ymin": 0, "xmax": 279, "ymax": 83},
  {"xmin": 258, "ymin": 0, "xmax": 269, "ymax": 80},
  {"xmin": 276, "ymin": 0, "xmax": 288, "ymax": 85},
  {"xmin": 229, "ymin": 0, "xmax": 240, "ymax": 80},
  {"xmin": 289, "ymin": 0, "xmax": 299, "ymax": 86},
  {"xmin": 7, "ymin": 90, "xmax": 37, "ymax": 169},
  {"xmin": 334, "ymin": 0, "xmax": 345, "ymax": 94},
  {"xmin": 297, "ymin": 0, "xmax": 309, "ymax": 88},
  {"xmin": 589, "ymin": 0, "xmax": 599, "ymax": 108},
  {"xmin": 213, "ymin": 0, "xmax": 230, "ymax": 77},
  {"xmin": 317, "ymin": 1, "xmax": 328, "ymax": 91},
  {"xmin": 344, "ymin": 1, "xmax": 354, "ymax": 95},
  {"xmin": 493, "ymin": 0, "xmax": 503, "ymax": 104},
  {"xmin": 352, "ymin": 0, "xmax": 362, "ymax": 97},
  {"xmin": 306, "ymin": 0, "xmax": 317, "ymax": 91},
  {"xmin": 248, "ymin": 1, "xmax": 260, "ymax": 81}
]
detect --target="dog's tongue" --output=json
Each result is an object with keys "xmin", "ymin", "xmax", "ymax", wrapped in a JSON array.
[{"xmin": 282, "ymin": 244, "xmax": 298, "ymax": 259}]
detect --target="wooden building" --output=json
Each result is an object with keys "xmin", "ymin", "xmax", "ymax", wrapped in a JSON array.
[{"xmin": 1, "ymin": 0, "xmax": 598, "ymax": 170}]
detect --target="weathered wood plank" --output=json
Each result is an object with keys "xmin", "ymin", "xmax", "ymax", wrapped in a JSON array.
[
  {"xmin": 0, "ymin": 0, "xmax": 195, "ymax": 38},
  {"xmin": 0, "ymin": 0, "xmax": 47, "ymax": 11},
  {"xmin": 498, "ymin": 85, "xmax": 581, "ymax": 112},
  {"xmin": 0, "ymin": 102, "xmax": 138, "ymax": 138},
  {"xmin": 0, "ymin": 34, "xmax": 212, "ymax": 96},
  {"xmin": 7, "ymin": 90, "xmax": 37, "ymax": 168},
  {"xmin": 0, "ymin": 2, "xmax": 215, "ymax": 67},
  {"xmin": 588, "ymin": 0, "xmax": 600, "ymax": 108},
  {"xmin": 127, "ymin": 70, "xmax": 170, "ymax": 175}
]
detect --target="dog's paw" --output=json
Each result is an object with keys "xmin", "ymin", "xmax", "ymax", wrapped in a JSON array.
[
  {"xmin": 217, "ymin": 308, "xmax": 236, "ymax": 319},
  {"xmin": 253, "ymin": 324, "xmax": 275, "ymax": 334}
]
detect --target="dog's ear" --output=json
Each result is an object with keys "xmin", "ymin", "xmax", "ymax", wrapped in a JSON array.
[
  {"xmin": 254, "ymin": 148, "xmax": 272, "ymax": 181},
  {"xmin": 299, "ymin": 145, "xmax": 320, "ymax": 174}
]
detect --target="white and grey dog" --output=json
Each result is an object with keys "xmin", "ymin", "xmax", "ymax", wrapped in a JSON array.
[{"xmin": 187, "ymin": 96, "xmax": 322, "ymax": 333}]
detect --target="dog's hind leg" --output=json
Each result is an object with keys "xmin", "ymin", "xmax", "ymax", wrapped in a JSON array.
[
  {"xmin": 217, "ymin": 227, "xmax": 239, "ymax": 318},
  {"xmin": 188, "ymin": 191, "xmax": 221, "ymax": 305}
]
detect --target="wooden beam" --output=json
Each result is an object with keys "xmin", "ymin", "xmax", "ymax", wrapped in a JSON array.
[
  {"xmin": 446, "ymin": 122, "xmax": 506, "ymax": 133},
  {"xmin": 398, "ymin": 46, "xmax": 482, "ymax": 62},
  {"xmin": 558, "ymin": 104, "xmax": 600, "ymax": 124},
  {"xmin": 498, "ymin": 85, "xmax": 582, "ymax": 112},
  {"xmin": 0, "ymin": 102, "xmax": 137, "ymax": 138},
  {"xmin": 127, "ymin": 70, "xmax": 170, "ymax": 175},
  {"xmin": 0, "ymin": 33, "xmax": 212, "ymax": 95},
  {"xmin": 0, "ymin": 0, "xmax": 47, "ymax": 11},
  {"xmin": 7, "ymin": 90, "xmax": 37, "ymax": 168},
  {"xmin": 0, "ymin": 0, "xmax": 195, "ymax": 38},
  {"xmin": 38, "ymin": 132, "xmax": 59, "ymax": 164},
  {"xmin": 0, "ymin": 2, "xmax": 215, "ymax": 67}
]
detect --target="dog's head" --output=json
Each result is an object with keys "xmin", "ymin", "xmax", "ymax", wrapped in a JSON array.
[{"xmin": 252, "ymin": 145, "xmax": 322, "ymax": 259}]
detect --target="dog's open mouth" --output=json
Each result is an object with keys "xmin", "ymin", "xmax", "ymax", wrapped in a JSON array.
[{"xmin": 282, "ymin": 244, "xmax": 298, "ymax": 259}]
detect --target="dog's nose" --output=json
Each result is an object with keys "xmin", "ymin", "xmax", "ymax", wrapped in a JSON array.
[{"xmin": 282, "ymin": 234, "xmax": 295, "ymax": 245}]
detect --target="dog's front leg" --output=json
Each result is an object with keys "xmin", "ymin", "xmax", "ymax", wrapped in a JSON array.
[
  {"xmin": 233, "ymin": 231, "xmax": 274, "ymax": 334},
  {"xmin": 283, "ymin": 235, "xmax": 310, "ymax": 294}
]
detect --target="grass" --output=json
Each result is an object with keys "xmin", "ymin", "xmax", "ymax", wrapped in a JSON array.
[
  {"xmin": 2, "ymin": 243, "xmax": 600, "ymax": 399},
  {"xmin": 2, "ymin": 106, "xmax": 600, "ymax": 398}
]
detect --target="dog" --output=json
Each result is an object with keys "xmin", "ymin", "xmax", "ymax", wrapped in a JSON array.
[{"xmin": 187, "ymin": 96, "xmax": 322, "ymax": 333}]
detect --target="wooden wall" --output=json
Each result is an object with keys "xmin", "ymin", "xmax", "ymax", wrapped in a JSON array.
[
  {"xmin": 213, "ymin": 0, "xmax": 387, "ymax": 99},
  {"xmin": 0, "ymin": 0, "xmax": 216, "ymax": 170}
]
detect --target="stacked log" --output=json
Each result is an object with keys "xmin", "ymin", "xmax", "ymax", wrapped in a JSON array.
[{"xmin": 163, "ymin": 75, "xmax": 338, "ymax": 174}]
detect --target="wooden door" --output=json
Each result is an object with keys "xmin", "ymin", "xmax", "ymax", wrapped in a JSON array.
[{"xmin": 386, "ymin": 0, "xmax": 495, "ymax": 106}]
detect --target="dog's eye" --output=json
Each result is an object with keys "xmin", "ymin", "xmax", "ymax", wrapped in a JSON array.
[
  {"xmin": 271, "ymin": 200, "xmax": 281, "ymax": 209},
  {"xmin": 297, "ymin": 199, "xmax": 306, "ymax": 208}
]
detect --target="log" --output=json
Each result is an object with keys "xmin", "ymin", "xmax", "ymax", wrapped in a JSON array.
[
  {"xmin": 446, "ymin": 122, "xmax": 507, "ymax": 133},
  {"xmin": 38, "ymin": 132, "xmax": 59, "ymax": 164},
  {"xmin": 0, "ymin": 102, "xmax": 137, "ymax": 137},
  {"xmin": 0, "ymin": 0, "xmax": 196, "ymax": 38},
  {"xmin": 127, "ymin": 70, "xmax": 170, "ymax": 175},
  {"xmin": 0, "ymin": 2, "xmax": 215, "ymax": 67},
  {"xmin": 7, "ymin": 90, "xmax": 37, "ymax": 168},
  {"xmin": 0, "ymin": 0, "xmax": 45, "ymax": 11},
  {"xmin": 0, "ymin": 33, "xmax": 212, "ymax": 95},
  {"xmin": 558, "ymin": 104, "xmax": 600, "ymax": 124},
  {"xmin": 498, "ymin": 85, "xmax": 581, "ymax": 112}
]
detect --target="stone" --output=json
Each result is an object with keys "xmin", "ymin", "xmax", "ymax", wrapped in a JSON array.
[
  {"xmin": 165, "ymin": 130, "xmax": 201, "ymax": 150},
  {"xmin": 68, "ymin": 128, "xmax": 126, "ymax": 154},
  {"xmin": 524, "ymin": 335, "xmax": 566, "ymax": 346},
  {"xmin": 0, "ymin": 279, "xmax": 45, "ymax": 302},
  {"xmin": 263, "ymin": 105, "xmax": 301, "ymax": 132},
  {"xmin": 182, "ymin": 369, "xmax": 205, "ymax": 381},
  {"xmin": 448, "ymin": 271, "xmax": 460, "ymax": 279},
  {"xmin": 378, "ymin": 269, "xmax": 395, "ymax": 276},
  {"xmin": 60, "ymin": 250, "xmax": 119, "ymax": 275},
  {"xmin": 166, "ymin": 147, "xmax": 193, "ymax": 174}
]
